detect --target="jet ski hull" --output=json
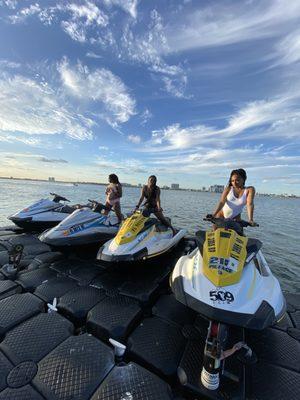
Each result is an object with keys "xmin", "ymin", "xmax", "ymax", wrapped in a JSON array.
[
  {"xmin": 98, "ymin": 229, "xmax": 186, "ymax": 263},
  {"xmin": 39, "ymin": 207, "xmax": 120, "ymax": 248},
  {"xmin": 8, "ymin": 216, "xmax": 65, "ymax": 232},
  {"xmin": 171, "ymin": 243, "xmax": 286, "ymax": 330},
  {"xmin": 40, "ymin": 230, "xmax": 117, "ymax": 247}
]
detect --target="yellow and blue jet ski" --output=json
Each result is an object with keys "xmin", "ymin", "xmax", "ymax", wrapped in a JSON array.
[{"xmin": 97, "ymin": 209, "xmax": 186, "ymax": 262}]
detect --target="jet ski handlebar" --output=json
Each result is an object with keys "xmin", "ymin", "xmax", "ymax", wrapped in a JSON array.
[
  {"xmin": 204, "ymin": 214, "xmax": 259, "ymax": 228},
  {"xmin": 50, "ymin": 193, "xmax": 70, "ymax": 203},
  {"xmin": 87, "ymin": 200, "xmax": 112, "ymax": 213}
]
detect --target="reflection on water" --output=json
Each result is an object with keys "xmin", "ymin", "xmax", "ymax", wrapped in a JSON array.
[{"xmin": 0, "ymin": 179, "xmax": 299, "ymax": 293}]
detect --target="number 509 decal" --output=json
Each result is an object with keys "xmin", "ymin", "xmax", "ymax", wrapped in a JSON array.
[{"xmin": 209, "ymin": 290, "xmax": 234, "ymax": 304}]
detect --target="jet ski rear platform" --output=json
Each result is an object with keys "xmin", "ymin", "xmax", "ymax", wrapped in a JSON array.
[{"xmin": 0, "ymin": 228, "xmax": 299, "ymax": 399}]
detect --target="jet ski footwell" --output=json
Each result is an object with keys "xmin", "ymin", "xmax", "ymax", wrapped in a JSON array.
[{"xmin": 0, "ymin": 230, "xmax": 299, "ymax": 399}]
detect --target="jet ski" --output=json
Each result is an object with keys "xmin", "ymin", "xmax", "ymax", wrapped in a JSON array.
[
  {"xmin": 39, "ymin": 200, "xmax": 120, "ymax": 247},
  {"xmin": 97, "ymin": 209, "xmax": 186, "ymax": 262},
  {"xmin": 8, "ymin": 193, "xmax": 75, "ymax": 231},
  {"xmin": 171, "ymin": 215, "xmax": 286, "ymax": 392}
]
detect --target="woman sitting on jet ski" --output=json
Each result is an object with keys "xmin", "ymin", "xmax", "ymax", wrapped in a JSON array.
[
  {"xmin": 212, "ymin": 168, "xmax": 256, "ymax": 225},
  {"xmin": 104, "ymin": 174, "xmax": 123, "ymax": 223},
  {"xmin": 135, "ymin": 175, "xmax": 176, "ymax": 235}
]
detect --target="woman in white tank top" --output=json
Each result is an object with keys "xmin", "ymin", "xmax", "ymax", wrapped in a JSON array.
[{"xmin": 212, "ymin": 169, "xmax": 256, "ymax": 225}]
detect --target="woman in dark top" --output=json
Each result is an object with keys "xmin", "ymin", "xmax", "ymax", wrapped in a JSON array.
[{"xmin": 135, "ymin": 175, "xmax": 176, "ymax": 235}]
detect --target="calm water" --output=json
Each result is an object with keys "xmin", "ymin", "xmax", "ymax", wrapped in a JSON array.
[{"xmin": 0, "ymin": 178, "xmax": 299, "ymax": 294}]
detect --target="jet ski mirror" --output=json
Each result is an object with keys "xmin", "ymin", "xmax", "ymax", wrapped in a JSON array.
[{"xmin": 50, "ymin": 193, "xmax": 70, "ymax": 203}]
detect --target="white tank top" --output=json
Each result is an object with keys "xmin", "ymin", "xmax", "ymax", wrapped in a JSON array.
[{"xmin": 222, "ymin": 187, "xmax": 248, "ymax": 219}]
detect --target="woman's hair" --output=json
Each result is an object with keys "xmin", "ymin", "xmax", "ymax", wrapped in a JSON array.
[
  {"xmin": 228, "ymin": 169, "xmax": 247, "ymax": 186},
  {"xmin": 148, "ymin": 175, "xmax": 157, "ymax": 186},
  {"xmin": 147, "ymin": 175, "xmax": 158, "ymax": 199},
  {"xmin": 109, "ymin": 174, "xmax": 119, "ymax": 184}
]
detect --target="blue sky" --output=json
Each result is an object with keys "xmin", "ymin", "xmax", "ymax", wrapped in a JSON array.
[{"xmin": 0, "ymin": 0, "xmax": 299, "ymax": 194}]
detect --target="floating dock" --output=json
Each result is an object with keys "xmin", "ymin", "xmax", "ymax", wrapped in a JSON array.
[{"xmin": 0, "ymin": 226, "xmax": 299, "ymax": 399}]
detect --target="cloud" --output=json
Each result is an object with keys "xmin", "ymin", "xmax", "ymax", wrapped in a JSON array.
[
  {"xmin": 0, "ymin": 73, "xmax": 94, "ymax": 140},
  {"xmin": 9, "ymin": 3, "xmax": 41, "ymax": 24},
  {"xmin": 58, "ymin": 58, "xmax": 136, "ymax": 126},
  {"xmin": 60, "ymin": 1, "xmax": 108, "ymax": 42},
  {"xmin": 7, "ymin": 1, "xmax": 109, "ymax": 42},
  {"xmin": 274, "ymin": 30, "xmax": 300, "ymax": 66},
  {"xmin": 0, "ymin": 60, "xmax": 21, "ymax": 69},
  {"xmin": 140, "ymin": 108, "xmax": 152, "ymax": 125},
  {"xmin": 0, "ymin": 0, "xmax": 18, "ymax": 9},
  {"xmin": 143, "ymin": 90, "xmax": 300, "ymax": 152},
  {"xmin": 38, "ymin": 157, "xmax": 68, "ymax": 163},
  {"xmin": 104, "ymin": 0, "xmax": 138, "ymax": 19},
  {"xmin": 166, "ymin": 1, "xmax": 300, "ymax": 53},
  {"xmin": 99, "ymin": 146, "xmax": 109, "ymax": 151},
  {"xmin": 121, "ymin": 9, "xmax": 188, "ymax": 98},
  {"xmin": 94, "ymin": 156, "xmax": 146, "ymax": 173},
  {"xmin": 86, "ymin": 51, "xmax": 102, "ymax": 59},
  {"xmin": 127, "ymin": 134, "xmax": 141, "ymax": 144}
]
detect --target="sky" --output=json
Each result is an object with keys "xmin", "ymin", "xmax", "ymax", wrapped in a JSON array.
[{"xmin": 0, "ymin": 0, "xmax": 300, "ymax": 195}]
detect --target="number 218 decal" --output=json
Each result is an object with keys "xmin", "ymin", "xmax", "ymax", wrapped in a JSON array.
[{"xmin": 209, "ymin": 290, "xmax": 234, "ymax": 304}]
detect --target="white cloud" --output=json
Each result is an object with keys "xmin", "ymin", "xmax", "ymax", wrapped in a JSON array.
[
  {"xmin": 121, "ymin": 9, "xmax": 188, "ymax": 98},
  {"xmin": 1, "ymin": 0, "xmax": 18, "ymax": 9},
  {"xmin": 0, "ymin": 73, "xmax": 94, "ymax": 140},
  {"xmin": 140, "ymin": 89, "xmax": 300, "ymax": 154},
  {"xmin": 275, "ymin": 30, "xmax": 300, "ymax": 66},
  {"xmin": 140, "ymin": 108, "xmax": 152, "ymax": 125},
  {"xmin": 128, "ymin": 134, "xmax": 141, "ymax": 144},
  {"xmin": 104, "ymin": 0, "xmax": 138, "ymax": 19},
  {"xmin": 147, "ymin": 123, "xmax": 216, "ymax": 151},
  {"xmin": 166, "ymin": 1, "xmax": 300, "ymax": 53},
  {"xmin": 86, "ymin": 51, "xmax": 102, "ymax": 59},
  {"xmin": 60, "ymin": 1, "xmax": 108, "ymax": 42},
  {"xmin": 94, "ymin": 155, "xmax": 146, "ymax": 173},
  {"xmin": 0, "ymin": 133, "xmax": 42, "ymax": 146},
  {"xmin": 9, "ymin": 3, "xmax": 41, "ymax": 23},
  {"xmin": 99, "ymin": 145, "xmax": 109, "ymax": 150},
  {"xmin": 58, "ymin": 58, "xmax": 136, "ymax": 126},
  {"xmin": 0, "ymin": 60, "xmax": 21, "ymax": 69}
]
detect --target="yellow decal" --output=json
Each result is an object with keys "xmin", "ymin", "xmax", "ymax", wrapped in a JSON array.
[
  {"xmin": 115, "ymin": 211, "xmax": 148, "ymax": 245},
  {"xmin": 203, "ymin": 229, "xmax": 248, "ymax": 287}
]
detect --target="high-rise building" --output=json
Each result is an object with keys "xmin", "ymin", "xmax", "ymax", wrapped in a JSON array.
[
  {"xmin": 171, "ymin": 183, "xmax": 179, "ymax": 189},
  {"xmin": 209, "ymin": 185, "xmax": 224, "ymax": 193}
]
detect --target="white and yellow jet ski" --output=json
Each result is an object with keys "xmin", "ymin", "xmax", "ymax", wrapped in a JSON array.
[
  {"xmin": 171, "ymin": 216, "xmax": 286, "ymax": 391},
  {"xmin": 97, "ymin": 209, "xmax": 186, "ymax": 262}
]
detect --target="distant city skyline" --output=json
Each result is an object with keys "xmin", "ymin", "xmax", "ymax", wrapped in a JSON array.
[{"xmin": 0, "ymin": 1, "xmax": 299, "ymax": 195}]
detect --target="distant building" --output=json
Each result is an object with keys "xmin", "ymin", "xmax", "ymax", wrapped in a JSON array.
[
  {"xmin": 48, "ymin": 177, "xmax": 55, "ymax": 182},
  {"xmin": 171, "ymin": 183, "xmax": 179, "ymax": 190},
  {"xmin": 162, "ymin": 185, "xmax": 170, "ymax": 190},
  {"xmin": 209, "ymin": 185, "xmax": 224, "ymax": 193}
]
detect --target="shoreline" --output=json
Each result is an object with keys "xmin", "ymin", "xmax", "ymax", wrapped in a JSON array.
[{"xmin": 0, "ymin": 176, "xmax": 299, "ymax": 198}]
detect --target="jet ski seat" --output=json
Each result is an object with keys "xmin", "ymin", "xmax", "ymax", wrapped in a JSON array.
[
  {"xmin": 139, "ymin": 218, "xmax": 157, "ymax": 234},
  {"xmin": 59, "ymin": 205, "xmax": 75, "ymax": 214},
  {"xmin": 246, "ymin": 238, "xmax": 262, "ymax": 257},
  {"xmin": 155, "ymin": 217, "xmax": 172, "ymax": 232}
]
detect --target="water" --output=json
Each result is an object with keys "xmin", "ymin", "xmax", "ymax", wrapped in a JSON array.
[{"xmin": 0, "ymin": 178, "xmax": 299, "ymax": 293}]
